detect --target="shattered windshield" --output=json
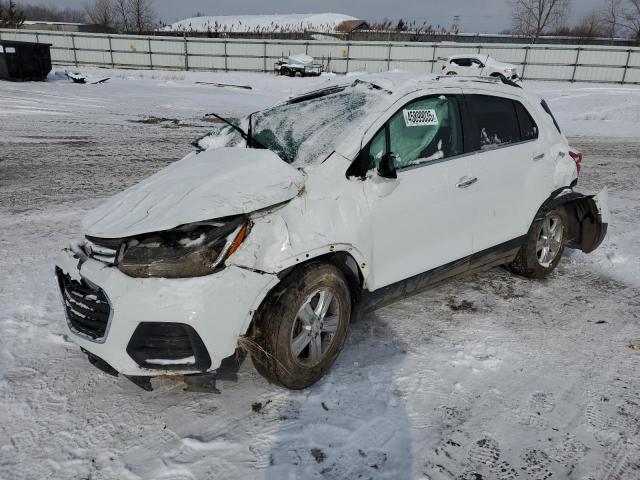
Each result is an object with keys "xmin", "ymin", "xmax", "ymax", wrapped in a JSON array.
[{"xmin": 194, "ymin": 83, "xmax": 391, "ymax": 166}]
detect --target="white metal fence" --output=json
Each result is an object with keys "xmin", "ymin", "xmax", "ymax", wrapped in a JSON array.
[{"xmin": 1, "ymin": 28, "xmax": 640, "ymax": 84}]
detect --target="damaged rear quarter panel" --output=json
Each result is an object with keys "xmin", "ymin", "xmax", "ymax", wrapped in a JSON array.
[{"xmin": 228, "ymin": 153, "xmax": 373, "ymax": 281}]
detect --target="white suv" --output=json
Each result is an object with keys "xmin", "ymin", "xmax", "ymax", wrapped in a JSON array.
[
  {"xmin": 55, "ymin": 76, "xmax": 608, "ymax": 390},
  {"xmin": 442, "ymin": 54, "xmax": 520, "ymax": 81}
]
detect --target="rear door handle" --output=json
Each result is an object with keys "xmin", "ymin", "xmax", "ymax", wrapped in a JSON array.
[
  {"xmin": 533, "ymin": 153, "xmax": 546, "ymax": 161},
  {"xmin": 456, "ymin": 176, "xmax": 478, "ymax": 188}
]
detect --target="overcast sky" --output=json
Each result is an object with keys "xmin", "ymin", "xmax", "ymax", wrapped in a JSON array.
[{"xmin": 32, "ymin": 0, "xmax": 606, "ymax": 33}]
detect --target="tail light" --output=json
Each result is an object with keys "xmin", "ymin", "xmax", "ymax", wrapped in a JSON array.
[
  {"xmin": 569, "ymin": 150, "xmax": 583, "ymax": 175},
  {"xmin": 441, "ymin": 64, "xmax": 446, "ymax": 71}
]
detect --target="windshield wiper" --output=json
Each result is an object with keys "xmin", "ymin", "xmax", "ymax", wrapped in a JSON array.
[{"xmin": 204, "ymin": 112, "xmax": 269, "ymax": 150}]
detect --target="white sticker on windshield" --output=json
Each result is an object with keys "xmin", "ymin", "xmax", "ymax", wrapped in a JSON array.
[
  {"xmin": 403, "ymin": 109, "xmax": 438, "ymax": 127},
  {"xmin": 5, "ymin": 47, "xmax": 15, "ymax": 53},
  {"xmin": 0, "ymin": 46, "xmax": 3, "ymax": 53}
]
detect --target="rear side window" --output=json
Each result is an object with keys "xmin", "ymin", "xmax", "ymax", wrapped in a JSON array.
[
  {"xmin": 452, "ymin": 58, "xmax": 471, "ymax": 67},
  {"xmin": 540, "ymin": 99, "xmax": 562, "ymax": 134},
  {"xmin": 514, "ymin": 101, "xmax": 539, "ymax": 141},
  {"xmin": 466, "ymin": 94, "xmax": 520, "ymax": 150}
]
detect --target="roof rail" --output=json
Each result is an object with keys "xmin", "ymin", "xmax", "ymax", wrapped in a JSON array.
[{"xmin": 435, "ymin": 75, "xmax": 522, "ymax": 89}]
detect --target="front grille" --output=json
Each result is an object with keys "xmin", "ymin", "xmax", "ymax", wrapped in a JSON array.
[
  {"xmin": 84, "ymin": 237, "xmax": 119, "ymax": 265},
  {"xmin": 56, "ymin": 267, "xmax": 111, "ymax": 340}
]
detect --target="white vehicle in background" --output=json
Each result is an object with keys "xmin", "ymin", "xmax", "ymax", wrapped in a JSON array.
[
  {"xmin": 442, "ymin": 54, "xmax": 521, "ymax": 82},
  {"xmin": 55, "ymin": 76, "xmax": 608, "ymax": 391}
]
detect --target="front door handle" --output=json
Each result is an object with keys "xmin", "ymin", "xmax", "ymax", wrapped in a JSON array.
[
  {"xmin": 533, "ymin": 153, "xmax": 546, "ymax": 161},
  {"xmin": 456, "ymin": 176, "xmax": 478, "ymax": 188}
]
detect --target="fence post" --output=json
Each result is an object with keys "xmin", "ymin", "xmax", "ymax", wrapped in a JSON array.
[
  {"xmin": 345, "ymin": 42, "xmax": 350, "ymax": 73},
  {"xmin": 621, "ymin": 49, "xmax": 632, "ymax": 84},
  {"xmin": 71, "ymin": 33, "xmax": 78, "ymax": 67},
  {"xmin": 305, "ymin": 41, "xmax": 309, "ymax": 55},
  {"xmin": 431, "ymin": 44, "xmax": 437, "ymax": 73},
  {"xmin": 263, "ymin": 41, "xmax": 267, "ymax": 72},
  {"xmin": 35, "ymin": 31, "xmax": 39, "ymax": 44},
  {"xmin": 387, "ymin": 43, "xmax": 392, "ymax": 71},
  {"xmin": 183, "ymin": 35, "xmax": 188, "ymax": 71},
  {"xmin": 571, "ymin": 47, "xmax": 581, "ymax": 83},
  {"xmin": 108, "ymin": 35, "xmax": 114, "ymax": 68},
  {"xmin": 224, "ymin": 39, "xmax": 228, "ymax": 71},
  {"xmin": 521, "ymin": 45, "xmax": 530, "ymax": 80},
  {"xmin": 148, "ymin": 37, "xmax": 153, "ymax": 70}
]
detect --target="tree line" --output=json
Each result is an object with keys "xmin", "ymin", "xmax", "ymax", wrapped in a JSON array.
[
  {"xmin": 509, "ymin": 0, "xmax": 640, "ymax": 39},
  {"xmin": 1, "ymin": 0, "xmax": 639, "ymax": 41},
  {"xmin": 0, "ymin": 0, "xmax": 157, "ymax": 32}
]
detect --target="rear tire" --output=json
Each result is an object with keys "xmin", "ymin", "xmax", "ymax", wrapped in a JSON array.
[
  {"xmin": 447, "ymin": 71, "xmax": 457, "ymax": 75},
  {"xmin": 510, "ymin": 207, "xmax": 568, "ymax": 279},
  {"xmin": 250, "ymin": 263, "xmax": 351, "ymax": 389}
]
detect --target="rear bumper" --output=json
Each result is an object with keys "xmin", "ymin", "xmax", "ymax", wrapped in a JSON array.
[
  {"xmin": 555, "ymin": 187, "xmax": 609, "ymax": 253},
  {"xmin": 55, "ymin": 248, "xmax": 278, "ymax": 376}
]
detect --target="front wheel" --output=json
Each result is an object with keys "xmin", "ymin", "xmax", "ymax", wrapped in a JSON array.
[
  {"xmin": 250, "ymin": 263, "xmax": 351, "ymax": 389},
  {"xmin": 446, "ymin": 71, "xmax": 457, "ymax": 75},
  {"xmin": 509, "ymin": 208, "xmax": 567, "ymax": 278}
]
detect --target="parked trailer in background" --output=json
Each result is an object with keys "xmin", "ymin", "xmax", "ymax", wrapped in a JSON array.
[{"xmin": 0, "ymin": 40, "xmax": 52, "ymax": 81}]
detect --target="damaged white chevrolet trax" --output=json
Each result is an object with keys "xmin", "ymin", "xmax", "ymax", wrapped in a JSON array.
[{"xmin": 55, "ymin": 76, "xmax": 608, "ymax": 390}]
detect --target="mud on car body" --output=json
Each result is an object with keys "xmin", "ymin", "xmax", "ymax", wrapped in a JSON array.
[{"xmin": 55, "ymin": 75, "xmax": 608, "ymax": 390}]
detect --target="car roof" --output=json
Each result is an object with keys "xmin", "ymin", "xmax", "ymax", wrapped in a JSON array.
[{"xmin": 449, "ymin": 54, "xmax": 487, "ymax": 60}]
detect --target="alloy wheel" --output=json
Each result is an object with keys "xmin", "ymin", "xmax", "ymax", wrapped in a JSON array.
[{"xmin": 290, "ymin": 288, "xmax": 341, "ymax": 367}]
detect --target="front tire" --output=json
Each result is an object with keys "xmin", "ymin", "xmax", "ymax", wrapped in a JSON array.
[
  {"xmin": 250, "ymin": 263, "xmax": 351, "ymax": 389},
  {"xmin": 510, "ymin": 208, "xmax": 568, "ymax": 278}
]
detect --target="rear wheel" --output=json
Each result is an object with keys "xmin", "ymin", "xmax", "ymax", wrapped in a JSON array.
[
  {"xmin": 510, "ymin": 208, "xmax": 567, "ymax": 278},
  {"xmin": 250, "ymin": 263, "xmax": 351, "ymax": 389},
  {"xmin": 446, "ymin": 71, "xmax": 457, "ymax": 75}
]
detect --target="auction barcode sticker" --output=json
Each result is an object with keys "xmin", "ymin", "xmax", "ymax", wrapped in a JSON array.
[{"xmin": 403, "ymin": 109, "xmax": 438, "ymax": 127}]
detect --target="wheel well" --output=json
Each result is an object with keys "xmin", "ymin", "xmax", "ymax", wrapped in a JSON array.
[
  {"xmin": 278, "ymin": 251, "xmax": 364, "ymax": 303},
  {"xmin": 246, "ymin": 251, "xmax": 365, "ymax": 337}
]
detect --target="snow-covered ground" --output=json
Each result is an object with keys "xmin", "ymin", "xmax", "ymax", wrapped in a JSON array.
[{"xmin": 1, "ymin": 69, "xmax": 639, "ymax": 480}]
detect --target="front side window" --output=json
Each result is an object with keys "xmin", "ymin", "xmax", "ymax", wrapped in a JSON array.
[
  {"xmin": 466, "ymin": 94, "xmax": 520, "ymax": 150},
  {"xmin": 385, "ymin": 96, "xmax": 464, "ymax": 169}
]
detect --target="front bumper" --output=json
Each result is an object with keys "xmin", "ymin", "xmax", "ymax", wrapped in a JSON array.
[{"xmin": 55, "ymin": 248, "xmax": 278, "ymax": 376}]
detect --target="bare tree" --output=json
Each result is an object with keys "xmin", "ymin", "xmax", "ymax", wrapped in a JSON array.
[
  {"xmin": 128, "ymin": 0, "xmax": 155, "ymax": 33},
  {"xmin": 572, "ymin": 10, "xmax": 607, "ymax": 37},
  {"xmin": 602, "ymin": 0, "xmax": 625, "ymax": 37},
  {"xmin": 113, "ymin": 0, "xmax": 129, "ymax": 31},
  {"xmin": 510, "ymin": 0, "xmax": 572, "ymax": 37},
  {"xmin": 620, "ymin": 0, "xmax": 640, "ymax": 39},
  {"xmin": 84, "ymin": 0, "xmax": 115, "ymax": 30}
]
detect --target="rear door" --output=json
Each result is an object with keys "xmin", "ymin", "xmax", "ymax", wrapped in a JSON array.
[{"xmin": 461, "ymin": 91, "xmax": 553, "ymax": 253}]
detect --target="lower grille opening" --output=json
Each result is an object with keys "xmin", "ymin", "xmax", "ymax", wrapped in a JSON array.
[
  {"xmin": 126, "ymin": 323, "xmax": 211, "ymax": 371},
  {"xmin": 56, "ymin": 266, "xmax": 111, "ymax": 340}
]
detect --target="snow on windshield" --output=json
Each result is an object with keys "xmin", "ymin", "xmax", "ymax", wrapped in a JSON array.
[{"xmin": 195, "ymin": 83, "xmax": 390, "ymax": 166}]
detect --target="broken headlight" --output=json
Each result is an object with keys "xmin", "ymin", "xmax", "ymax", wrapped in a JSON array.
[{"xmin": 117, "ymin": 218, "xmax": 249, "ymax": 278}]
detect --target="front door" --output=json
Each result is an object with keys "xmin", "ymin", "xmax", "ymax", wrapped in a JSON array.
[{"xmin": 363, "ymin": 94, "xmax": 477, "ymax": 290}]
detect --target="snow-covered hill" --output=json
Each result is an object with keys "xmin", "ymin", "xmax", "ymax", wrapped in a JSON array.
[{"xmin": 162, "ymin": 13, "xmax": 358, "ymax": 33}]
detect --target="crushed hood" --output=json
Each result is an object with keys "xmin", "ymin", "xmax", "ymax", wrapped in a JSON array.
[{"xmin": 82, "ymin": 147, "xmax": 305, "ymax": 238}]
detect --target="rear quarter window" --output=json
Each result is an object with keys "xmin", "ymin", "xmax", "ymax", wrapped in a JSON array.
[
  {"xmin": 514, "ymin": 101, "xmax": 539, "ymax": 141},
  {"xmin": 540, "ymin": 99, "xmax": 562, "ymax": 134}
]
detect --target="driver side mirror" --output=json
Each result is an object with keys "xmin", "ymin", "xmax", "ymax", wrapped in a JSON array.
[{"xmin": 377, "ymin": 153, "xmax": 397, "ymax": 179}]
